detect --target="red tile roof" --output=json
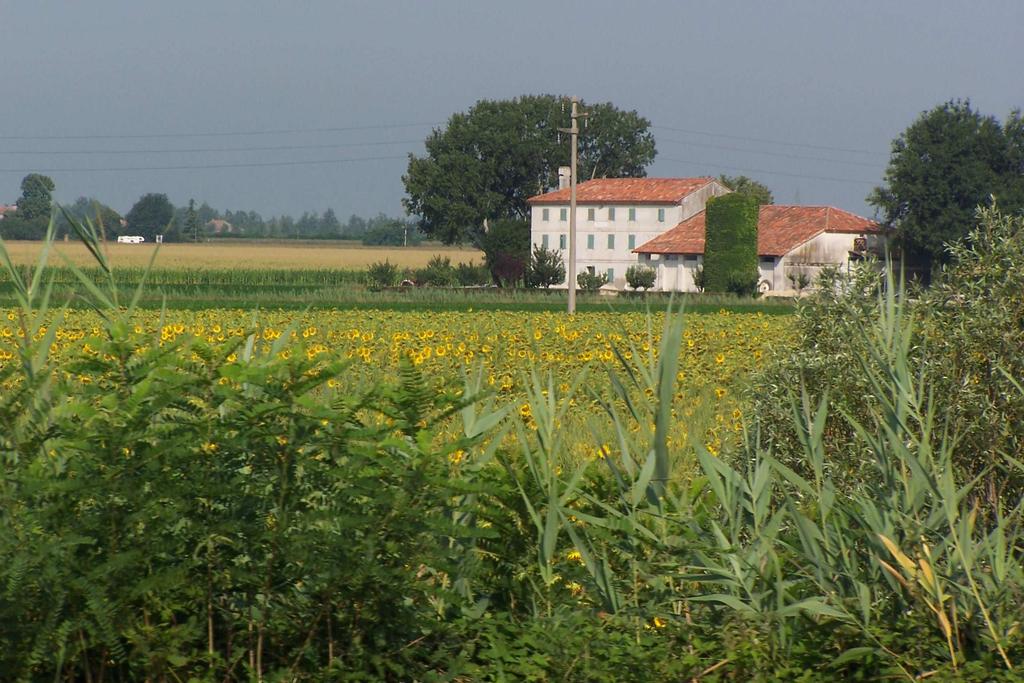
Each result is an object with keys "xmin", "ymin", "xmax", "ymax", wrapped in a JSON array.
[
  {"xmin": 634, "ymin": 205, "xmax": 881, "ymax": 256},
  {"xmin": 527, "ymin": 177, "xmax": 715, "ymax": 205}
]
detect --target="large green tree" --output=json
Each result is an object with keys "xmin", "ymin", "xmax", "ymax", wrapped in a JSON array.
[
  {"xmin": 54, "ymin": 197, "xmax": 123, "ymax": 239},
  {"xmin": 125, "ymin": 193, "xmax": 175, "ymax": 241},
  {"xmin": 869, "ymin": 100, "xmax": 1024, "ymax": 271},
  {"xmin": 403, "ymin": 94, "xmax": 656, "ymax": 246},
  {"xmin": 17, "ymin": 174, "xmax": 56, "ymax": 221},
  {"xmin": 718, "ymin": 174, "xmax": 774, "ymax": 205}
]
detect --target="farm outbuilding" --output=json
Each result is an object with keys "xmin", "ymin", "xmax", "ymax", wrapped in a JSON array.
[{"xmin": 633, "ymin": 205, "xmax": 884, "ymax": 293}]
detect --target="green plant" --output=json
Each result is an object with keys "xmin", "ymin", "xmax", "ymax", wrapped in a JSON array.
[
  {"xmin": 576, "ymin": 270, "xmax": 608, "ymax": 292},
  {"xmin": 703, "ymin": 193, "xmax": 759, "ymax": 294},
  {"xmin": 456, "ymin": 261, "xmax": 489, "ymax": 286},
  {"xmin": 365, "ymin": 258, "xmax": 398, "ymax": 290},
  {"xmin": 625, "ymin": 264, "xmax": 656, "ymax": 291},
  {"xmin": 527, "ymin": 244, "xmax": 565, "ymax": 288},
  {"xmin": 414, "ymin": 254, "xmax": 458, "ymax": 286}
]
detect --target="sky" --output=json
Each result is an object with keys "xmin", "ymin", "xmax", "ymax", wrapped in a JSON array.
[{"xmin": 1, "ymin": 1, "xmax": 1021, "ymax": 222}]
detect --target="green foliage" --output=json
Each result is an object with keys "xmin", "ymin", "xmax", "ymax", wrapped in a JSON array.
[
  {"xmin": 753, "ymin": 205, "xmax": 1024, "ymax": 500},
  {"xmin": 414, "ymin": 255, "xmax": 458, "ymax": 286},
  {"xmin": 576, "ymin": 270, "xmax": 608, "ymax": 291},
  {"xmin": 126, "ymin": 193, "xmax": 175, "ymax": 242},
  {"xmin": 365, "ymin": 259, "xmax": 398, "ymax": 290},
  {"xmin": 719, "ymin": 174, "xmax": 774, "ymax": 205},
  {"xmin": 53, "ymin": 197, "xmax": 123, "ymax": 240},
  {"xmin": 0, "ymin": 174, "xmax": 56, "ymax": 240},
  {"xmin": 693, "ymin": 263, "xmax": 706, "ymax": 292},
  {"xmin": 455, "ymin": 261, "xmax": 489, "ymax": 286},
  {"xmin": 402, "ymin": 94, "xmax": 656, "ymax": 245},
  {"xmin": 527, "ymin": 244, "xmax": 565, "ymax": 288},
  {"xmin": 481, "ymin": 218, "xmax": 530, "ymax": 287},
  {"xmin": 360, "ymin": 217, "xmax": 422, "ymax": 246},
  {"xmin": 703, "ymin": 193, "xmax": 759, "ymax": 295},
  {"xmin": 17, "ymin": 173, "xmax": 56, "ymax": 221},
  {"xmin": 184, "ymin": 198, "xmax": 200, "ymax": 242},
  {"xmin": 625, "ymin": 263, "xmax": 656, "ymax": 291},
  {"xmin": 3, "ymin": 208, "xmax": 1022, "ymax": 680},
  {"xmin": 869, "ymin": 100, "xmax": 1024, "ymax": 271}
]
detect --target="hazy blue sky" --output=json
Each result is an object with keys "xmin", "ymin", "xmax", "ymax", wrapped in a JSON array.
[{"xmin": 2, "ymin": 1, "xmax": 1021, "ymax": 222}]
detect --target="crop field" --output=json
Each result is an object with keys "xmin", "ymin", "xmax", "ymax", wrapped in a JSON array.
[
  {"xmin": 1, "ymin": 239, "xmax": 482, "ymax": 269},
  {"xmin": 5, "ymin": 210, "xmax": 1024, "ymax": 680},
  {"xmin": 0, "ymin": 306, "xmax": 788, "ymax": 461}
]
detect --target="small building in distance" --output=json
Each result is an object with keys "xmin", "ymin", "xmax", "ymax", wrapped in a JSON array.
[
  {"xmin": 206, "ymin": 219, "xmax": 236, "ymax": 235},
  {"xmin": 527, "ymin": 175, "xmax": 731, "ymax": 289},
  {"xmin": 0, "ymin": 204, "xmax": 17, "ymax": 221},
  {"xmin": 634, "ymin": 205, "xmax": 884, "ymax": 293}
]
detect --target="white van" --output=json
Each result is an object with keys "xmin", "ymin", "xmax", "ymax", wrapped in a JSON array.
[{"xmin": 116, "ymin": 235, "xmax": 145, "ymax": 244}]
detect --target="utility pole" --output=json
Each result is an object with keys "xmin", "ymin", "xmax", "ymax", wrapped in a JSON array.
[{"xmin": 559, "ymin": 96, "xmax": 587, "ymax": 314}]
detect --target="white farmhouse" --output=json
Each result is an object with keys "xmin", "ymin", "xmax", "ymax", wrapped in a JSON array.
[
  {"xmin": 527, "ymin": 176, "xmax": 731, "ymax": 289},
  {"xmin": 634, "ymin": 205, "xmax": 884, "ymax": 293}
]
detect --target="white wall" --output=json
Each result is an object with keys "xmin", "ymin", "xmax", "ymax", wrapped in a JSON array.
[{"xmin": 528, "ymin": 180, "xmax": 729, "ymax": 290}]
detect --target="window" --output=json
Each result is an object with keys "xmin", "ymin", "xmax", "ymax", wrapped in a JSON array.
[
  {"xmin": 665, "ymin": 254, "xmax": 679, "ymax": 262},
  {"xmin": 606, "ymin": 268, "xmax": 614, "ymax": 282},
  {"xmin": 760, "ymin": 257, "xmax": 776, "ymax": 265},
  {"xmin": 684, "ymin": 256, "xmax": 697, "ymax": 265},
  {"xmin": 608, "ymin": 207, "xmax": 616, "ymax": 221},
  {"xmin": 607, "ymin": 234, "xmax": 615, "ymax": 249},
  {"xmin": 628, "ymin": 234, "xmax": 636, "ymax": 249},
  {"xmin": 587, "ymin": 208, "xmax": 595, "ymax": 221},
  {"xmin": 587, "ymin": 234, "xmax": 594, "ymax": 249},
  {"xmin": 641, "ymin": 253, "xmax": 651, "ymax": 261},
  {"xmin": 559, "ymin": 208, "xmax": 567, "ymax": 221},
  {"xmin": 586, "ymin": 266, "xmax": 595, "ymax": 275},
  {"xmin": 541, "ymin": 234, "xmax": 549, "ymax": 249},
  {"xmin": 657, "ymin": 208, "xmax": 665, "ymax": 222},
  {"xmin": 559, "ymin": 234, "xmax": 566, "ymax": 249},
  {"xmin": 628, "ymin": 207, "xmax": 636, "ymax": 221},
  {"xmin": 542, "ymin": 208, "xmax": 549, "ymax": 221}
]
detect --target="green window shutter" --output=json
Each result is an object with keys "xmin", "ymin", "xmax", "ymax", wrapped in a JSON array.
[
  {"xmin": 658, "ymin": 208, "xmax": 665, "ymax": 222},
  {"xmin": 587, "ymin": 208, "xmax": 595, "ymax": 221},
  {"xmin": 559, "ymin": 234, "xmax": 566, "ymax": 249},
  {"xmin": 607, "ymin": 234, "xmax": 615, "ymax": 249},
  {"xmin": 628, "ymin": 234, "xmax": 636, "ymax": 249},
  {"xmin": 560, "ymin": 208, "xmax": 568, "ymax": 221},
  {"xmin": 628, "ymin": 207, "xmax": 636, "ymax": 221},
  {"xmin": 542, "ymin": 234, "xmax": 549, "ymax": 248},
  {"xmin": 608, "ymin": 207, "xmax": 616, "ymax": 221},
  {"xmin": 542, "ymin": 208, "xmax": 549, "ymax": 221},
  {"xmin": 587, "ymin": 234, "xmax": 594, "ymax": 249},
  {"xmin": 606, "ymin": 268, "xmax": 614, "ymax": 282}
]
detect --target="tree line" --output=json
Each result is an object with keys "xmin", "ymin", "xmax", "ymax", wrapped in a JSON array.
[{"xmin": 0, "ymin": 180, "xmax": 420, "ymax": 245}]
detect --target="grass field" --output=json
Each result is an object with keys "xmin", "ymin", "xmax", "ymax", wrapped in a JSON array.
[{"xmin": 1, "ymin": 239, "xmax": 482, "ymax": 269}]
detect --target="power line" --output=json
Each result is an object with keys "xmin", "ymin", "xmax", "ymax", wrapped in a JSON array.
[
  {"xmin": 652, "ymin": 124, "xmax": 887, "ymax": 157},
  {"xmin": 0, "ymin": 139, "xmax": 424, "ymax": 156},
  {"xmin": 0, "ymin": 154, "xmax": 409, "ymax": 173},
  {"xmin": 658, "ymin": 137, "xmax": 885, "ymax": 169},
  {"xmin": 0, "ymin": 121, "xmax": 442, "ymax": 141},
  {"xmin": 658, "ymin": 156, "xmax": 878, "ymax": 185}
]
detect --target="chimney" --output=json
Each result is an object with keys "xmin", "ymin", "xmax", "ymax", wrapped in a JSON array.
[{"xmin": 558, "ymin": 166, "xmax": 571, "ymax": 190}]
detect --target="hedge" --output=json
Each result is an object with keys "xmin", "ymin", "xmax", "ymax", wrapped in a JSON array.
[{"xmin": 702, "ymin": 193, "xmax": 759, "ymax": 295}]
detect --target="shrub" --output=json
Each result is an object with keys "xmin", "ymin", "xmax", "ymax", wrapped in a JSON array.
[
  {"xmin": 703, "ymin": 194, "xmax": 759, "ymax": 294},
  {"xmin": 414, "ymin": 255, "xmax": 458, "ymax": 287},
  {"xmin": 625, "ymin": 264, "xmax": 656, "ymax": 291},
  {"xmin": 456, "ymin": 261, "xmax": 490, "ymax": 286},
  {"xmin": 365, "ymin": 259, "xmax": 398, "ymax": 290},
  {"xmin": 481, "ymin": 218, "xmax": 530, "ymax": 287},
  {"xmin": 693, "ymin": 264, "xmax": 706, "ymax": 292},
  {"xmin": 527, "ymin": 244, "xmax": 565, "ymax": 288},
  {"xmin": 751, "ymin": 204, "xmax": 1024, "ymax": 500},
  {"xmin": 576, "ymin": 270, "xmax": 608, "ymax": 291}
]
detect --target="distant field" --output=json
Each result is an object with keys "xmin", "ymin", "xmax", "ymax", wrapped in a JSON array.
[{"xmin": 2, "ymin": 240, "xmax": 482, "ymax": 269}]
